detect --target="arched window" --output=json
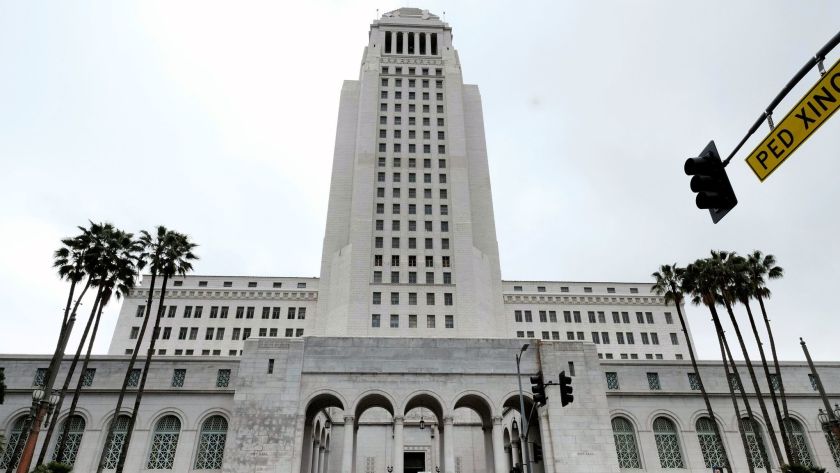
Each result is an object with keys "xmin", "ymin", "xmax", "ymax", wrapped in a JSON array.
[
  {"xmin": 696, "ymin": 417, "xmax": 727, "ymax": 469},
  {"xmin": 653, "ymin": 417, "xmax": 684, "ymax": 468},
  {"xmin": 0, "ymin": 416, "xmax": 30, "ymax": 469},
  {"xmin": 785, "ymin": 418, "xmax": 814, "ymax": 467},
  {"xmin": 103, "ymin": 415, "xmax": 132, "ymax": 469},
  {"xmin": 194, "ymin": 415, "xmax": 228, "ymax": 469},
  {"xmin": 611, "ymin": 417, "xmax": 641, "ymax": 468},
  {"xmin": 52, "ymin": 414, "xmax": 86, "ymax": 465},
  {"xmin": 823, "ymin": 426, "xmax": 840, "ymax": 467},
  {"xmin": 146, "ymin": 415, "xmax": 181, "ymax": 470},
  {"xmin": 741, "ymin": 418, "xmax": 770, "ymax": 469}
]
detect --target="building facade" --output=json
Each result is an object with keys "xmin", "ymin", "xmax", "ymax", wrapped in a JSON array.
[{"xmin": 1, "ymin": 7, "xmax": 839, "ymax": 473}]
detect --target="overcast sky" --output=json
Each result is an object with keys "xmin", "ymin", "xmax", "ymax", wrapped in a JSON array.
[{"xmin": 1, "ymin": 1, "xmax": 839, "ymax": 362}]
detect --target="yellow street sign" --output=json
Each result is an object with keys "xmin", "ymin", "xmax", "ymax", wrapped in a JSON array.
[{"xmin": 746, "ymin": 57, "xmax": 840, "ymax": 181}]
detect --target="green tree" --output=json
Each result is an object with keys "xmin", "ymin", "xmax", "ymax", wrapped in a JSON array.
[
  {"xmin": 652, "ymin": 264, "xmax": 731, "ymax": 469},
  {"xmin": 716, "ymin": 251, "xmax": 784, "ymax": 466},
  {"xmin": 37, "ymin": 223, "xmax": 112, "ymax": 466},
  {"xmin": 102, "ymin": 227, "xmax": 197, "ymax": 473},
  {"xmin": 685, "ymin": 257, "xmax": 759, "ymax": 473},
  {"xmin": 54, "ymin": 227, "xmax": 139, "ymax": 463}
]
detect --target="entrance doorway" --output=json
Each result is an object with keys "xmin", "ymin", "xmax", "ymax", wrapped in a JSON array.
[{"xmin": 404, "ymin": 452, "xmax": 425, "ymax": 473}]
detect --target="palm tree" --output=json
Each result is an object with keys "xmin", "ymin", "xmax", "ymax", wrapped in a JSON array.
[
  {"xmin": 685, "ymin": 258, "xmax": 758, "ymax": 473},
  {"xmin": 746, "ymin": 253, "xmax": 792, "ymax": 430},
  {"xmin": 32, "ymin": 223, "xmax": 109, "ymax": 468},
  {"xmin": 54, "ymin": 228, "xmax": 138, "ymax": 463},
  {"xmin": 737, "ymin": 253, "xmax": 794, "ymax": 464},
  {"xmin": 652, "ymin": 264, "xmax": 731, "ymax": 469},
  {"xmin": 113, "ymin": 229, "xmax": 197, "ymax": 473},
  {"xmin": 717, "ymin": 252, "xmax": 784, "ymax": 466}
]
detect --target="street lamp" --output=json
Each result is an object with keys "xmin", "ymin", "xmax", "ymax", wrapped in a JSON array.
[
  {"xmin": 514, "ymin": 344, "xmax": 532, "ymax": 473},
  {"xmin": 419, "ymin": 415, "xmax": 425, "ymax": 430},
  {"xmin": 511, "ymin": 418, "xmax": 518, "ymax": 432}
]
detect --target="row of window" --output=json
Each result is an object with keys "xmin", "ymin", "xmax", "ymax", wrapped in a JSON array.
[
  {"xmin": 379, "ymin": 103, "xmax": 445, "ymax": 116},
  {"xmin": 173, "ymin": 280, "xmax": 306, "ymax": 289},
  {"xmin": 376, "ymin": 187, "xmax": 448, "ymax": 201},
  {"xmin": 516, "ymin": 329, "xmax": 676, "ymax": 346},
  {"xmin": 380, "ymin": 115, "xmax": 444, "ymax": 126},
  {"xmin": 129, "ymin": 326, "xmax": 305, "ymax": 342},
  {"xmin": 372, "ymin": 291, "xmax": 453, "ymax": 306},
  {"xmin": 514, "ymin": 309, "xmax": 673, "ymax": 325},
  {"xmin": 381, "ymin": 31, "xmax": 441, "ymax": 57},
  {"xmin": 0, "ymin": 413, "xmax": 229, "ymax": 470},
  {"xmin": 376, "ymin": 171, "xmax": 448, "ymax": 184},
  {"xmin": 512, "ymin": 285, "xmax": 640, "ymax": 294},
  {"xmin": 136, "ymin": 305, "xmax": 308, "ymax": 320},
  {"xmin": 380, "ymin": 90, "xmax": 444, "ymax": 102},
  {"xmin": 31, "ymin": 368, "xmax": 230, "ymax": 390},
  {"xmin": 611, "ymin": 414, "xmax": 834, "ymax": 470},
  {"xmin": 605, "ymin": 371, "xmax": 821, "ymax": 393},
  {"xmin": 378, "ymin": 155, "xmax": 447, "ymax": 167},
  {"xmin": 370, "ymin": 313, "xmax": 454, "ymax": 329},
  {"xmin": 371, "ymin": 271, "xmax": 452, "ymax": 285}
]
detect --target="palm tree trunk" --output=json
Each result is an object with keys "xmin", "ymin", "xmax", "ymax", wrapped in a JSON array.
[
  {"xmin": 36, "ymin": 284, "xmax": 102, "ymax": 465},
  {"xmin": 675, "ymin": 302, "xmax": 731, "ymax": 469},
  {"xmin": 115, "ymin": 275, "xmax": 169, "ymax": 473},
  {"xmin": 60, "ymin": 279, "xmax": 77, "ymax": 330},
  {"xmin": 709, "ymin": 305, "xmax": 753, "ymax": 473},
  {"xmin": 55, "ymin": 296, "xmax": 106, "ymax": 462},
  {"xmin": 757, "ymin": 295, "xmax": 792, "ymax": 436},
  {"xmin": 35, "ymin": 280, "xmax": 93, "ymax": 466},
  {"xmin": 95, "ymin": 272, "xmax": 158, "ymax": 473},
  {"xmin": 722, "ymin": 299, "xmax": 783, "ymax": 465},
  {"xmin": 744, "ymin": 300, "xmax": 793, "ymax": 465}
]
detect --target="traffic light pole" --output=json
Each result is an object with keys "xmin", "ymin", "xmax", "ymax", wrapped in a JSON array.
[{"xmin": 515, "ymin": 346, "xmax": 533, "ymax": 473}]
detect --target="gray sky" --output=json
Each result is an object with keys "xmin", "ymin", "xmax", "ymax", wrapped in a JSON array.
[{"xmin": 1, "ymin": 1, "xmax": 838, "ymax": 361}]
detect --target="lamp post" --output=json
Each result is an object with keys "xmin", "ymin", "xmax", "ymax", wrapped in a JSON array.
[
  {"xmin": 10, "ymin": 389, "xmax": 59, "ymax": 473},
  {"xmin": 801, "ymin": 338, "xmax": 840, "ymax": 446},
  {"xmin": 515, "ymin": 344, "xmax": 532, "ymax": 473}
]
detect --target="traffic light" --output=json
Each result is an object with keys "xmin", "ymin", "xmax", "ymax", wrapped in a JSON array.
[
  {"xmin": 530, "ymin": 371, "xmax": 547, "ymax": 406},
  {"xmin": 559, "ymin": 370, "xmax": 574, "ymax": 407},
  {"xmin": 684, "ymin": 140, "xmax": 737, "ymax": 223}
]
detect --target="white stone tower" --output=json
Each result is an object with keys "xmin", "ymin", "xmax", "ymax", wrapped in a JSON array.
[{"xmin": 315, "ymin": 8, "xmax": 506, "ymax": 338}]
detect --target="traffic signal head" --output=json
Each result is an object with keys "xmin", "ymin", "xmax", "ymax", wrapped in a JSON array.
[
  {"xmin": 684, "ymin": 140, "xmax": 737, "ymax": 223},
  {"xmin": 558, "ymin": 370, "xmax": 574, "ymax": 407},
  {"xmin": 530, "ymin": 371, "xmax": 547, "ymax": 406}
]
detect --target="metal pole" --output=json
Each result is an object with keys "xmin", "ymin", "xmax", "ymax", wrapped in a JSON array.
[
  {"xmin": 515, "ymin": 346, "xmax": 533, "ymax": 473},
  {"xmin": 800, "ymin": 338, "xmax": 840, "ymax": 445}
]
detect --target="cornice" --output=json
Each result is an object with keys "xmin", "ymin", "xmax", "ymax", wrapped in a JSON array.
[
  {"xmin": 503, "ymin": 294, "xmax": 666, "ymax": 306},
  {"xmin": 130, "ymin": 289, "xmax": 318, "ymax": 302}
]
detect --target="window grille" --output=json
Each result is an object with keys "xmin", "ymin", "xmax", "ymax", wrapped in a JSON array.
[
  {"xmin": 652, "ymin": 417, "xmax": 684, "ymax": 468},
  {"xmin": 785, "ymin": 418, "xmax": 814, "ymax": 467},
  {"xmin": 647, "ymin": 372, "xmax": 661, "ymax": 390},
  {"xmin": 194, "ymin": 416, "xmax": 228, "ymax": 469},
  {"xmin": 0, "ymin": 416, "xmax": 30, "ymax": 469},
  {"xmin": 696, "ymin": 417, "xmax": 727, "ymax": 469},
  {"xmin": 52, "ymin": 415, "xmax": 86, "ymax": 465},
  {"xmin": 146, "ymin": 415, "xmax": 181, "ymax": 469},
  {"xmin": 216, "ymin": 369, "xmax": 231, "ymax": 388},
  {"xmin": 688, "ymin": 373, "xmax": 702, "ymax": 390},
  {"xmin": 103, "ymin": 415, "xmax": 131, "ymax": 469},
  {"xmin": 741, "ymin": 418, "xmax": 770, "ymax": 469},
  {"xmin": 605, "ymin": 372, "xmax": 619, "ymax": 390},
  {"xmin": 611, "ymin": 417, "xmax": 641, "ymax": 468}
]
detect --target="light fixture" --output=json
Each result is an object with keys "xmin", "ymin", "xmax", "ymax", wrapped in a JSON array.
[
  {"xmin": 325, "ymin": 418, "xmax": 331, "ymax": 429},
  {"xmin": 419, "ymin": 415, "xmax": 425, "ymax": 430},
  {"xmin": 511, "ymin": 418, "xmax": 518, "ymax": 431},
  {"xmin": 32, "ymin": 388, "xmax": 45, "ymax": 402},
  {"xmin": 49, "ymin": 392, "xmax": 61, "ymax": 406}
]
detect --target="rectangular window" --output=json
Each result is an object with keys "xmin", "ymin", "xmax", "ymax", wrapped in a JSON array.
[
  {"xmin": 216, "ymin": 369, "xmax": 231, "ymax": 388},
  {"xmin": 606, "ymin": 372, "xmax": 619, "ymax": 390},
  {"xmin": 598, "ymin": 312, "xmax": 606, "ymax": 323},
  {"xmin": 601, "ymin": 332, "xmax": 610, "ymax": 344},
  {"xmin": 688, "ymin": 373, "xmax": 702, "ymax": 390},
  {"xmin": 670, "ymin": 333, "xmax": 679, "ymax": 345},
  {"xmin": 268, "ymin": 359, "xmax": 274, "ymax": 374},
  {"xmin": 259, "ymin": 328, "xmax": 267, "ymax": 337},
  {"xmin": 647, "ymin": 372, "xmax": 661, "ymax": 390},
  {"xmin": 372, "ymin": 292, "xmax": 381, "ymax": 305},
  {"xmin": 612, "ymin": 312, "xmax": 620, "ymax": 323},
  {"xmin": 272, "ymin": 307, "xmax": 281, "ymax": 319},
  {"xmin": 592, "ymin": 332, "xmax": 600, "ymax": 344},
  {"xmin": 184, "ymin": 306, "xmax": 193, "ymax": 318},
  {"xmin": 391, "ymin": 292, "xmax": 400, "ymax": 305},
  {"xmin": 216, "ymin": 328, "xmax": 225, "ymax": 340},
  {"xmin": 641, "ymin": 333, "xmax": 650, "ymax": 345},
  {"xmin": 651, "ymin": 333, "xmax": 659, "ymax": 345},
  {"xmin": 646, "ymin": 312, "xmax": 654, "ymax": 324},
  {"xmin": 162, "ymin": 327, "xmax": 171, "ymax": 340},
  {"xmin": 408, "ymin": 314, "xmax": 417, "ymax": 328},
  {"xmin": 665, "ymin": 312, "xmax": 673, "ymax": 324},
  {"xmin": 220, "ymin": 307, "xmax": 229, "ymax": 318},
  {"xmin": 427, "ymin": 315, "xmax": 435, "ymax": 328},
  {"xmin": 426, "ymin": 293, "xmax": 435, "ymax": 305},
  {"xmin": 81, "ymin": 368, "xmax": 96, "ymax": 387},
  {"xmin": 622, "ymin": 312, "xmax": 630, "ymax": 324},
  {"xmin": 168, "ymin": 306, "xmax": 177, "ymax": 318},
  {"xmin": 178, "ymin": 327, "xmax": 187, "ymax": 340},
  {"xmin": 626, "ymin": 332, "xmax": 635, "ymax": 344},
  {"xmin": 514, "ymin": 310, "xmax": 523, "ymax": 322},
  {"xmin": 616, "ymin": 332, "xmax": 625, "ymax": 344},
  {"xmin": 542, "ymin": 331, "xmax": 549, "ymax": 340},
  {"xmin": 371, "ymin": 314, "xmax": 380, "ymax": 327},
  {"xmin": 127, "ymin": 369, "xmax": 141, "ymax": 387},
  {"xmin": 524, "ymin": 311, "xmax": 533, "ymax": 322},
  {"xmin": 135, "ymin": 305, "xmax": 146, "ymax": 317},
  {"xmin": 566, "ymin": 331, "xmax": 574, "ymax": 340},
  {"xmin": 564, "ymin": 311, "xmax": 571, "ymax": 323},
  {"xmin": 588, "ymin": 311, "xmax": 596, "ymax": 323},
  {"xmin": 246, "ymin": 307, "xmax": 254, "ymax": 319},
  {"xmin": 243, "ymin": 328, "xmax": 251, "ymax": 340},
  {"xmin": 172, "ymin": 369, "xmax": 186, "ymax": 388},
  {"xmin": 262, "ymin": 307, "xmax": 270, "ymax": 319},
  {"xmin": 577, "ymin": 332, "xmax": 584, "ymax": 341},
  {"xmin": 549, "ymin": 311, "xmax": 557, "ymax": 322},
  {"xmin": 189, "ymin": 328, "xmax": 198, "ymax": 340},
  {"xmin": 232, "ymin": 328, "xmax": 241, "ymax": 340},
  {"xmin": 573, "ymin": 311, "xmax": 581, "ymax": 323},
  {"xmin": 539, "ymin": 311, "xmax": 547, "ymax": 323},
  {"xmin": 390, "ymin": 314, "xmax": 399, "ymax": 328},
  {"xmin": 129, "ymin": 326, "xmax": 139, "ymax": 339},
  {"xmin": 209, "ymin": 306, "xmax": 218, "ymax": 319},
  {"xmin": 444, "ymin": 293, "xmax": 453, "ymax": 306},
  {"xmin": 445, "ymin": 315, "xmax": 454, "ymax": 328},
  {"xmin": 288, "ymin": 307, "xmax": 297, "ymax": 319},
  {"xmin": 285, "ymin": 328, "xmax": 293, "ymax": 337},
  {"xmin": 636, "ymin": 312, "xmax": 645, "ymax": 324}
]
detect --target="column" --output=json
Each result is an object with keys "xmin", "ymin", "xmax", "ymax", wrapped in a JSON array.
[
  {"xmin": 323, "ymin": 446, "xmax": 330, "ymax": 473},
  {"xmin": 491, "ymin": 417, "xmax": 507, "ymax": 473},
  {"xmin": 537, "ymin": 409, "xmax": 555, "ymax": 473},
  {"xmin": 443, "ymin": 416, "xmax": 455, "ymax": 473},
  {"xmin": 312, "ymin": 440, "xmax": 321, "ymax": 473},
  {"xmin": 393, "ymin": 416, "xmax": 404, "ymax": 473},
  {"xmin": 342, "ymin": 416, "xmax": 355, "ymax": 473},
  {"xmin": 318, "ymin": 445, "xmax": 326, "ymax": 473},
  {"xmin": 510, "ymin": 442, "xmax": 520, "ymax": 470},
  {"xmin": 503, "ymin": 446, "xmax": 511, "ymax": 473}
]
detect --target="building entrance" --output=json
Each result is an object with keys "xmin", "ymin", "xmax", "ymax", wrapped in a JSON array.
[{"xmin": 404, "ymin": 452, "xmax": 425, "ymax": 473}]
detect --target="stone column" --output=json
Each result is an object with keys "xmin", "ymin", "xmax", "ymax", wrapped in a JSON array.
[
  {"xmin": 443, "ymin": 416, "xmax": 456, "ymax": 473},
  {"xmin": 323, "ymin": 445, "xmax": 330, "ymax": 473},
  {"xmin": 503, "ymin": 446, "xmax": 511, "ymax": 473},
  {"xmin": 393, "ymin": 416, "xmax": 404, "ymax": 473},
  {"xmin": 318, "ymin": 445, "xmax": 326, "ymax": 473},
  {"xmin": 510, "ymin": 441, "xmax": 520, "ymax": 470},
  {"xmin": 537, "ymin": 409, "xmax": 555, "ymax": 473},
  {"xmin": 342, "ymin": 416, "xmax": 355, "ymax": 473},
  {"xmin": 312, "ymin": 440, "xmax": 321, "ymax": 473},
  {"xmin": 491, "ymin": 417, "xmax": 507, "ymax": 473}
]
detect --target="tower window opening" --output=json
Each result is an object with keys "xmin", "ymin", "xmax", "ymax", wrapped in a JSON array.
[
  {"xmin": 397, "ymin": 32, "xmax": 404, "ymax": 54},
  {"xmin": 419, "ymin": 33, "xmax": 427, "ymax": 55},
  {"xmin": 408, "ymin": 32, "xmax": 415, "ymax": 54},
  {"xmin": 430, "ymin": 33, "xmax": 438, "ymax": 55},
  {"xmin": 385, "ymin": 31, "xmax": 392, "ymax": 54}
]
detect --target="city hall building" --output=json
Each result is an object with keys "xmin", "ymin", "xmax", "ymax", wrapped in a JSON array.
[{"xmin": 2, "ymin": 8, "xmax": 840, "ymax": 473}]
